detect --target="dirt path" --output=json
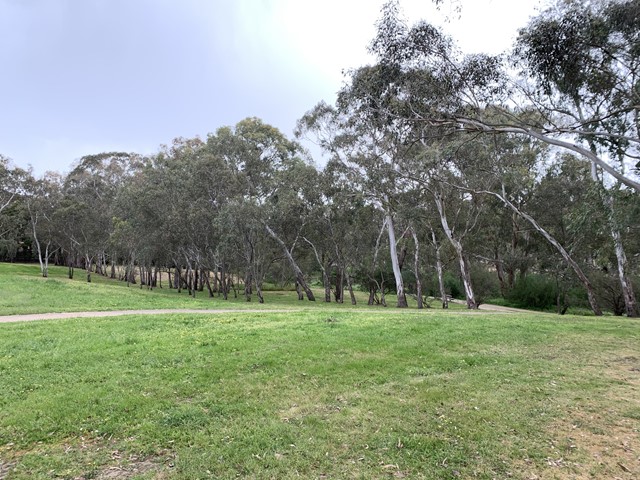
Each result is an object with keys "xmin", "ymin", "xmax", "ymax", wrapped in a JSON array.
[
  {"xmin": 449, "ymin": 299, "xmax": 533, "ymax": 313},
  {"xmin": 0, "ymin": 302, "xmax": 533, "ymax": 324},
  {"xmin": 0, "ymin": 309, "xmax": 303, "ymax": 324}
]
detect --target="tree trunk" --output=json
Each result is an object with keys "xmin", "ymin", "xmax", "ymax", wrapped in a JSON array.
[
  {"xmin": 85, "ymin": 254, "xmax": 92, "ymax": 283},
  {"xmin": 485, "ymin": 187, "xmax": 602, "ymax": 316},
  {"xmin": 612, "ymin": 226, "xmax": 638, "ymax": 317},
  {"xmin": 255, "ymin": 281, "xmax": 264, "ymax": 303},
  {"xmin": 346, "ymin": 271, "xmax": 357, "ymax": 305},
  {"xmin": 410, "ymin": 227, "xmax": 423, "ymax": 309},
  {"xmin": 68, "ymin": 255, "xmax": 74, "ymax": 279},
  {"xmin": 221, "ymin": 264, "xmax": 228, "ymax": 300},
  {"xmin": 597, "ymin": 186, "xmax": 639, "ymax": 317},
  {"xmin": 244, "ymin": 269, "xmax": 252, "ymax": 302},
  {"xmin": 175, "ymin": 266, "xmax": 181, "ymax": 293},
  {"xmin": 30, "ymin": 217, "xmax": 47, "ymax": 277},
  {"xmin": 264, "ymin": 224, "xmax": 315, "ymax": 301},
  {"xmin": 212, "ymin": 270, "xmax": 219, "ymax": 294},
  {"xmin": 324, "ymin": 261, "xmax": 332, "ymax": 303},
  {"xmin": 204, "ymin": 271, "xmax": 214, "ymax": 297},
  {"xmin": 385, "ymin": 213, "xmax": 408, "ymax": 308},
  {"xmin": 42, "ymin": 244, "xmax": 50, "ymax": 278},
  {"xmin": 303, "ymin": 237, "xmax": 331, "ymax": 302},
  {"xmin": 368, "ymin": 285, "xmax": 376, "ymax": 305},
  {"xmin": 494, "ymin": 248, "xmax": 508, "ymax": 297},
  {"xmin": 334, "ymin": 268, "xmax": 344, "ymax": 303},
  {"xmin": 152, "ymin": 267, "xmax": 158, "ymax": 288},
  {"xmin": 431, "ymin": 228, "xmax": 448, "ymax": 309},
  {"xmin": 433, "ymin": 195, "xmax": 477, "ymax": 309}
]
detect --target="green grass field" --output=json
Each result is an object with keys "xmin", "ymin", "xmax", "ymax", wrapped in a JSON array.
[
  {"xmin": 0, "ymin": 264, "xmax": 638, "ymax": 479},
  {"xmin": 0, "ymin": 263, "xmax": 447, "ymax": 315}
]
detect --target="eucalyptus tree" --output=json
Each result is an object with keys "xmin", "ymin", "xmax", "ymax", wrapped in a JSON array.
[
  {"xmin": 298, "ymin": 96, "xmax": 414, "ymax": 307},
  {"xmin": 443, "ymin": 135, "xmax": 605, "ymax": 315},
  {"xmin": 61, "ymin": 152, "xmax": 140, "ymax": 282},
  {"xmin": 0, "ymin": 155, "xmax": 21, "ymax": 216},
  {"xmin": 24, "ymin": 173, "xmax": 62, "ymax": 277},
  {"xmin": 112, "ymin": 155, "xmax": 170, "ymax": 287},
  {"xmin": 0, "ymin": 156, "xmax": 28, "ymax": 259},
  {"xmin": 207, "ymin": 118, "xmax": 317, "ymax": 301},
  {"xmin": 358, "ymin": 0, "xmax": 638, "ymax": 314},
  {"xmin": 307, "ymin": 162, "xmax": 381, "ymax": 305},
  {"xmin": 149, "ymin": 137, "xmax": 217, "ymax": 295},
  {"xmin": 512, "ymin": 0, "xmax": 640, "ymax": 316}
]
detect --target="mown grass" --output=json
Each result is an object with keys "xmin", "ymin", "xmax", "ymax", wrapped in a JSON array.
[
  {"xmin": 1, "ymin": 308, "xmax": 639, "ymax": 479},
  {"xmin": 1, "ymin": 263, "xmax": 638, "ymax": 478},
  {"xmin": 0, "ymin": 263, "xmax": 453, "ymax": 315}
]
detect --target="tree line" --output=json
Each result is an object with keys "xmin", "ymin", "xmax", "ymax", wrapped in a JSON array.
[{"xmin": 1, "ymin": 0, "xmax": 638, "ymax": 316}]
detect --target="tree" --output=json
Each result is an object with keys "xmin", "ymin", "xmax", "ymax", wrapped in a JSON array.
[
  {"xmin": 514, "ymin": 0, "xmax": 640, "ymax": 316},
  {"xmin": 25, "ymin": 173, "xmax": 62, "ymax": 277},
  {"xmin": 330, "ymin": 0, "xmax": 640, "ymax": 315},
  {"xmin": 207, "ymin": 118, "xmax": 317, "ymax": 301},
  {"xmin": 61, "ymin": 152, "xmax": 139, "ymax": 282},
  {"xmin": 0, "ymin": 156, "xmax": 29, "ymax": 260}
]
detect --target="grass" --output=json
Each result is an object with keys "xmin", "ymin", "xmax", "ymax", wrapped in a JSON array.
[
  {"xmin": 0, "ymin": 263, "xmax": 456, "ymax": 315},
  {"xmin": 0, "ymin": 263, "xmax": 638, "ymax": 479}
]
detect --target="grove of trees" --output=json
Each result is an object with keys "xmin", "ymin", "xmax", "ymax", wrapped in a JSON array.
[{"xmin": 1, "ymin": 0, "xmax": 638, "ymax": 316}]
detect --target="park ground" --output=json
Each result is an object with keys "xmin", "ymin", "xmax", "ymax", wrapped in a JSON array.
[{"xmin": 0, "ymin": 263, "xmax": 638, "ymax": 479}]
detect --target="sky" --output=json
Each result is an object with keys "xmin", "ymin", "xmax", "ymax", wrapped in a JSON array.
[{"xmin": 0, "ymin": 0, "xmax": 543, "ymax": 175}]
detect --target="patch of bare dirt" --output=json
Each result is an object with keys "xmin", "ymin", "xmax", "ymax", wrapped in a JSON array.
[
  {"xmin": 78, "ymin": 457, "xmax": 163, "ymax": 480},
  {"xmin": 1, "ymin": 436, "xmax": 173, "ymax": 480},
  {"xmin": 68, "ymin": 441, "xmax": 173, "ymax": 480},
  {"xmin": 0, "ymin": 460, "xmax": 15, "ymax": 480}
]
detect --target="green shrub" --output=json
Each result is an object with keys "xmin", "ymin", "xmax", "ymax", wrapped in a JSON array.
[
  {"xmin": 443, "ymin": 271, "xmax": 463, "ymax": 299},
  {"xmin": 470, "ymin": 265, "xmax": 501, "ymax": 305},
  {"xmin": 507, "ymin": 274, "xmax": 558, "ymax": 310}
]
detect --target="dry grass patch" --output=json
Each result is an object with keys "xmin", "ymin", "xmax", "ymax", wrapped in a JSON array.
[
  {"xmin": 0, "ymin": 435, "xmax": 172, "ymax": 480},
  {"xmin": 516, "ymin": 351, "xmax": 640, "ymax": 480}
]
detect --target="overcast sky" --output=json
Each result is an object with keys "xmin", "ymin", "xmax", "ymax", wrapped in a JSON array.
[{"xmin": 0, "ymin": 0, "xmax": 542, "ymax": 175}]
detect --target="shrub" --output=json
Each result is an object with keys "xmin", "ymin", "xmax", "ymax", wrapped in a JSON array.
[
  {"xmin": 507, "ymin": 274, "xmax": 558, "ymax": 310},
  {"xmin": 470, "ymin": 265, "xmax": 501, "ymax": 305}
]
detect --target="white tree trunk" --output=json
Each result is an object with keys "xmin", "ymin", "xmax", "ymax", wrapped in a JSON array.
[
  {"xmin": 485, "ymin": 187, "xmax": 603, "ymax": 316},
  {"xmin": 431, "ymin": 227, "xmax": 448, "ymax": 309},
  {"xmin": 386, "ymin": 213, "xmax": 408, "ymax": 308},
  {"xmin": 433, "ymin": 194, "xmax": 477, "ymax": 309},
  {"xmin": 596, "ymin": 181, "xmax": 639, "ymax": 317},
  {"xmin": 410, "ymin": 227, "xmax": 423, "ymax": 309},
  {"xmin": 612, "ymin": 225, "xmax": 639, "ymax": 317},
  {"xmin": 264, "ymin": 224, "xmax": 315, "ymax": 301}
]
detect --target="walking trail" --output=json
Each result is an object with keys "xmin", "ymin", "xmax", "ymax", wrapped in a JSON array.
[{"xmin": 0, "ymin": 303, "xmax": 531, "ymax": 324}]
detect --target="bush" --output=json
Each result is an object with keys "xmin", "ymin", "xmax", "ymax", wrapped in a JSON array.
[
  {"xmin": 443, "ymin": 271, "xmax": 463, "ymax": 299},
  {"xmin": 470, "ymin": 265, "xmax": 501, "ymax": 305},
  {"xmin": 507, "ymin": 275, "xmax": 558, "ymax": 310}
]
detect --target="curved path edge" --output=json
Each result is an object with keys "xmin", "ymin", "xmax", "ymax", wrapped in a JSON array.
[
  {"xmin": 0, "ymin": 303, "xmax": 533, "ymax": 324},
  {"xmin": 0, "ymin": 309, "xmax": 302, "ymax": 324}
]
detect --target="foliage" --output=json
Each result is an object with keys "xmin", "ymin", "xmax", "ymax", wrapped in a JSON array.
[{"xmin": 507, "ymin": 274, "xmax": 558, "ymax": 310}]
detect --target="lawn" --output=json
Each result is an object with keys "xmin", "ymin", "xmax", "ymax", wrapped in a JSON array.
[
  {"xmin": 0, "ymin": 263, "xmax": 444, "ymax": 315},
  {"xmin": 0, "ymin": 264, "xmax": 638, "ymax": 479}
]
